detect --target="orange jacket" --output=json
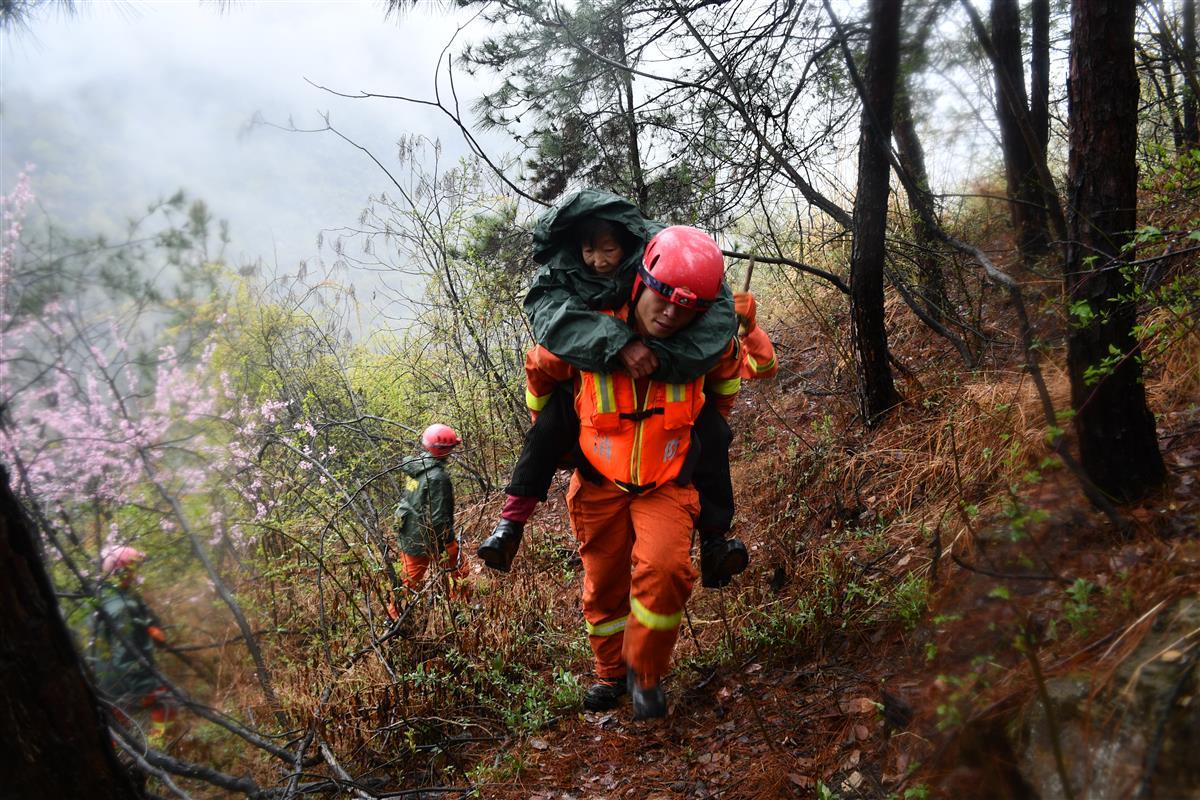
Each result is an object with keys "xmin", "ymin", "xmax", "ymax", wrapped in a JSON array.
[
  {"xmin": 525, "ymin": 311, "xmax": 743, "ymax": 492},
  {"xmin": 740, "ymin": 325, "xmax": 778, "ymax": 380}
]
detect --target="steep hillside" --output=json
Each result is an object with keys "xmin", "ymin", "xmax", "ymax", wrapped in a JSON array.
[{"xmin": 442, "ymin": 223, "xmax": 1199, "ymax": 798}]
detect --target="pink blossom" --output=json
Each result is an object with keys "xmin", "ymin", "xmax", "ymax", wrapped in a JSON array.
[{"xmin": 2, "ymin": 169, "xmax": 308, "ymax": 578}]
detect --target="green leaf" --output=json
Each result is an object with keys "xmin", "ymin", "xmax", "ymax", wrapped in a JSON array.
[{"xmin": 1069, "ymin": 300, "xmax": 1096, "ymax": 327}]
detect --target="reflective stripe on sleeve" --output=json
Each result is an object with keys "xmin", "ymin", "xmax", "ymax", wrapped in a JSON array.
[
  {"xmin": 630, "ymin": 596, "xmax": 682, "ymax": 631},
  {"xmin": 586, "ymin": 615, "xmax": 628, "ymax": 637},
  {"xmin": 710, "ymin": 377, "xmax": 742, "ymax": 396},
  {"xmin": 526, "ymin": 387, "xmax": 552, "ymax": 411}
]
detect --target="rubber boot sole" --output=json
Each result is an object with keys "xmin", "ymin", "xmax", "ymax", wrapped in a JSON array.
[
  {"xmin": 476, "ymin": 522, "xmax": 523, "ymax": 573},
  {"xmin": 701, "ymin": 539, "xmax": 749, "ymax": 588},
  {"xmin": 582, "ymin": 680, "xmax": 626, "ymax": 711},
  {"xmin": 476, "ymin": 541, "xmax": 513, "ymax": 572}
]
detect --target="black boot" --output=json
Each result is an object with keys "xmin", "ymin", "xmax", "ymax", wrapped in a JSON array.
[
  {"xmin": 700, "ymin": 532, "xmax": 749, "ymax": 589},
  {"xmin": 477, "ymin": 519, "xmax": 524, "ymax": 572},
  {"xmin": 582, "ymin": 678, "xmax": 626, "ymax": 711},
  {"xmin": 627, "ymin": 672, "xmax": 667, "ymax": 720}
]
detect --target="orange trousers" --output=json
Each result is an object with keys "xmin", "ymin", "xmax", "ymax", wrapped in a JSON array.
[
  {"xmin": 401, "ymin": 540, "xmax": 471, "ymax": 600},
  {"xmin": 566, "ymin": 473, "xmax": 699, "ymax": 688}
]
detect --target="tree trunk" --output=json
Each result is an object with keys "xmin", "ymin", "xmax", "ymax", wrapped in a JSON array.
[
  {"xmin": 1065, "ymin": 0, "xmax": 1166, "ymax": 501},
  {"xmin": 1159, "ymin": 42, "xmax": 1185, "ymax": 151},
  {"xmin": 893, "ymin": 84, "xmax": 948, "ymax": 324},
  {"xmin": 0, "ymin": 466, "xmax": 144, "ymax": 799},
  {"xmin": 851, "ymin": 0, "xmax": 903, "ymax": 426},
  {"xmin": 1030, "ymin": 0, "xmax": 1051, "ymax": 153},
  {"xmin": 992, "ymin": 0, "xmax": 1049, "ymax": 256},
  {"xmin": 613, "ymin": 18, "xmax": 648, "ymax": 209},
  {"xmin": 1184, "ymin": 0, "xmax": 1198, "ymax": 146}
]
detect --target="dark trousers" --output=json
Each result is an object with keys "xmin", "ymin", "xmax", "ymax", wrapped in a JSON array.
[
  {"xmin": 690, "ymin": 399, "xmax": 734, "ymax": 534},
  {"xmin": 505, "ymin": 385, "xmax": 580, "ymax": 500},
  {"xmin": 505, "ymin": 385, "xmax": 734, "ymax": 534}
]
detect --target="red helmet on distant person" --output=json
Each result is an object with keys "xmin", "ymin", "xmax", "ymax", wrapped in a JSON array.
[
  {"xmin": 421, "ymin": 423, "xmax": 462, "ymax": 457},
  {"xmin": 635, "ymin": 226, "xmax": 725, "ymax": 310},
  {"xmin": 102, "ymin": 546, "xmax": 146, "ymax": 575}
]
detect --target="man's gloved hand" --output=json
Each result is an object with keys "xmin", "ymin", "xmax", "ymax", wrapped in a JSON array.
[
  {"xmin": 618, "ymin": 340, "xmax": 659, "ymax": 379},
  {"xmin": 733, "ymin": 291, "xmax": 757, "ymax": 331}
]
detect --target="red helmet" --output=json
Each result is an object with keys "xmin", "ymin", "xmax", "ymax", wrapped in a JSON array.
[
  {"xmin": 102, "ymin": 546, "xmax": 146, "ymax": 575},
  {"xmin": 634, "ymin": 226, "xmax": 725, "ymax": 310},
  {"xmin": 421, "ymin": 423, "xmax": 462, "ymax": 457}
]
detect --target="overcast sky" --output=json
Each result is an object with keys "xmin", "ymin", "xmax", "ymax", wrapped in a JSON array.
[{"xmin": 1, "ymin": 1, "xmax": 500, "ymax": 277}]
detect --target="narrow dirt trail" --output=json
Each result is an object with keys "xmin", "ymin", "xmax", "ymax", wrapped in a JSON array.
[{"xmin": 474, "ymin": 651, "xmax": 901, "ymax": 799}]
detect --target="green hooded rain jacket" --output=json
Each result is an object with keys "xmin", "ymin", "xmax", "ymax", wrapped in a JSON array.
[
  {"xmin": 91, "ymin": 585, "xmax": 161, "ymax": 704},
  {"xmin": 394, "ymin": 453, "xmax": 456, "ymax": 557}
]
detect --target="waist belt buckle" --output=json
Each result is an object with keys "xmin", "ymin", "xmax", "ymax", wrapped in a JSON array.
[{"xmin": 615, "ymin": 479, "xmax": 657, "ymax": 495}]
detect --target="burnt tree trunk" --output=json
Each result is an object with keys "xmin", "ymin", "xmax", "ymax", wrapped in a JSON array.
[
  {"xmin": 1065, "ymin": 0, "xmax": 1166, "ymax": 501},
  {"xmin": 993, "ymin": 0, "xmax": 1049, "ymax": 256},
  {"xmin": 1159, "ymin": 42, "xmax": 1186, "ymax": 151},
  {"xmin": 0, "ymin": 466, "xmax": 143, "ymax": 799},
  {"xmin": 1030, "ymin": 0, "xmax": 1051, "ymax": 153},
  {"xmin": 893, "ymin": 85, "xmax": 948, "ymax": 325},
  {"xmin": 1184, "ymin": 0, "xmax": 1198, "ymax": 146},
  {"xmin": 893, "ymin": 0, "xmax": 950, "ymax": 327},
  {"xmin": 851, "ymin": 0, "xmax": 903, "ymax": 425}
]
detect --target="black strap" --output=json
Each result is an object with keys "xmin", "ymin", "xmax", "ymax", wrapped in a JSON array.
[{"xmin": 619, "ymin": 407, "xmax": 664, "ymax": 422}]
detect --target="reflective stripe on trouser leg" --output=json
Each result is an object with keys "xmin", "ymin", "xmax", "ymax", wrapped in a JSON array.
[
  {"xmin": 586, "ymin": 615, "xmax": 628, "ymax": 637},
  {"xmin": 624, "ymin": 482, "xmax": 699, "ymax": 689},
  {"xmin": 145, "ymin": 689, "xmax": 177, "ymax": 748},
  {"xmin": 567, "ymin": 472, "xmax": 635, "ymax": 682}
]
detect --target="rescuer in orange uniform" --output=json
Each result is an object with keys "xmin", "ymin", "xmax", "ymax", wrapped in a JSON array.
[
  {"xmin": 478, "ymin": 190, "xmax": 777, "ymax": 588},
  {"xmin": 523, "ymin": 226, "xmax": 744, "ymax": 719}
]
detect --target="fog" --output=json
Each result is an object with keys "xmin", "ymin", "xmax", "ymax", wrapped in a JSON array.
[{"xmin": 1, "ymin": 1, "xmax": 498, "ymax": 281}]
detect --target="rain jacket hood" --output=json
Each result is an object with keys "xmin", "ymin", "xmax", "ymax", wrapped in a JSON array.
[
  {"xmin": 530, "ymin": 188, "xmax": 665, "ymax": 310},
  {"xmin": 401, "ymin": 453, "xmax": 444, "ymax": 481},
  {"xmin": 524, "ymin": 188, "xmax": 736, "ymax": 383}
]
